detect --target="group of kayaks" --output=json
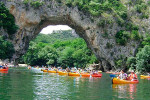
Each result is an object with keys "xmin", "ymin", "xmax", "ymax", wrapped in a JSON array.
[
  {"xmin": 41, "ymin": 69, "xmax": 102, "ymax": 78},
  {"xmin": 32, "ymin": 68, "xmax": 150, "ymax": 84}
]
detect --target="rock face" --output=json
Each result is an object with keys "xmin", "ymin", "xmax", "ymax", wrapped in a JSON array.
[{"xmin": 1, "ymin": 0, "xmax": 149, "ymax": 71}]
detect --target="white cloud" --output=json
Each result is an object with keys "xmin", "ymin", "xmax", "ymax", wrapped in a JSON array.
[{"xmin": 40, "ymin": 25, "xmax": 72, "ymax": 34}]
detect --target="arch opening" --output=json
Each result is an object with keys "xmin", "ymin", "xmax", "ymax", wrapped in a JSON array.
[{"xmin": 19, "ymin": 24, "xmax": 100, "ymax": 69}]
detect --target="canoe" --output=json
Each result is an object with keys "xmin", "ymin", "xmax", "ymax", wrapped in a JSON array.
[
  {"xmin": 112, "ymin": 78, "xmax": 139, "ymax": 84},
  {"xmin": 140, "ymin": 75, "xmax": 150, "ymax": 78},
  {"xmin": 68, "ymin": 72, "xmax": 80, "ymax": 76},
  {"xmin": 91, "ymin": 73, "xmax": 102, "ymax": 77},
  {"xmin": 0, "ymin": 67, "xmax": 9, "ymax": 71},
  {"xmin": 43, "ymin": 70, "xmax": 48, "ymax": 72},
  {"xmin": 48, "ymin": 70, "xmax": 57, "ymax": 73},
  {"xmin": 58, "ymin": 71, "xmax": 68, "ymax": 75},
  {"xmin": 81, "ymin": 73, "xmax": 90, "ymax": 77}
]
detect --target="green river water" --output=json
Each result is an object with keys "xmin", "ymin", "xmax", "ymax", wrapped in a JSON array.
[{"xmin": 0, "ymin": 67, "xmax": 150, "ymax": 100}]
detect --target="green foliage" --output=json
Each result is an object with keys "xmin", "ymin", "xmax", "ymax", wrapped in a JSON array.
[
  {"xmin": 141, "ymin": 34, "xmax": 150, "ymax": 46},
  {"xmin": 0, "ymin": 36, "xmax": 15, "ymax": 59},
  {"xmin": 101, "ymin": 32, "xmax": 109, "ymax": 38},
  {"xmin": 38, "ymin": 46, "xmax": 58, "ymax": 65},
  {"xmin": 97, "ymin": 15, "xmax": 114, "ymax": 27},
  {"xmin": 30, "ymin": 0, "xmax": 44, "ymax": 8},
  {"xmin": 136, "ymin": 45, "xmax": 150, "ymax": 72},
  {"xmin": 126, "ymin": 23, "xmax": 139, "ymax": 31},
  {"xmin": 23, "ymin": 0, "xmax": 29, "ymax": 4},
  {"xmin": 36, "ymin": 30, "xmax": 76, "ymax": 43},
  {"xmin": 0, "ymin": 2, "xmax": 18, "ymax": 35},
  {"xmin": 106, "ymin": 42, "xmax": 113, "ymax": 49},
  {"xmin": 126, "ymin": 57, "xmax": 136, "ymax": 69},
  {"xmin": 115, "ymin": 59, "xmax": 123, "ymax": 67},
  {"xmin": 148, "ymin": 1, "xmax": 150, "ymax": 5},
  {"xmin": 134, "ymin": 2, "xmax": 149, "ymax": 19},
  {"xmin": 115, "ymin": 30, "xmax": 130, "ymax": 45},
  {"xmin": 21, "ymin": 31, "xmax": 98, "ymax": 67},
  {"xmin": 65, "ymin": 0, "xmax": 127, "ymax": 20},
  {"xmin": 127, "ymin": 34, "xmax": 150, "ymax": 72},
  {"xmin": 131, "ymin": 30, "xmax": 140, "ymax": 40},
  {"xmin": 135, "ymin": 3, "xmax": 147, "ymax": 13}
]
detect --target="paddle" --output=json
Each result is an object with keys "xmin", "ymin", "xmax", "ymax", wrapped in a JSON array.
[{"xmin": 110, "ymin": 74, "xmax": 116, "ymax": 78}]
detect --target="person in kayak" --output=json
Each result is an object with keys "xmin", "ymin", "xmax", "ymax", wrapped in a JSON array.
[
  {"xmin": 129, "ymin": 71, "xmax": 137, "ymax": 81},
  {"xmin": 118, "ymin": 70, "xmax": 127, "ymax": 80}
]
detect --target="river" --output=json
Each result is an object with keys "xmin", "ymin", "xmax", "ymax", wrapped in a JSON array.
[{"xmin": 0, "ymin": 67, "xmax": 150, "ymax": 100}]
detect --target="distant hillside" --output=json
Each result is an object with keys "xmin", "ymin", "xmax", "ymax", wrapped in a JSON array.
[{"xmin": 34, "ymin": 30, "xmax": 79, "ymax": 44}]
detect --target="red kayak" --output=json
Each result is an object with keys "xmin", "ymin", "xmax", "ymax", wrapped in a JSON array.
[
  {"xmin": 0, "ymin": 67, "xmax": 9, "ymax": 71},
  {"xmin": 91, "ymin": 73, "xmax": 102, "ymax": 77}
]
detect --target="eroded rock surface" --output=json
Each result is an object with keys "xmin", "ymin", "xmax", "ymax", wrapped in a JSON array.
[{"xmin": 1, "ymin": 0, "xmax": 149, "ymax": 71}]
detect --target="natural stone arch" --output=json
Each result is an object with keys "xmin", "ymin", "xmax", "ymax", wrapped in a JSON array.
[{"xmin": 1, "ymin": 0, "xmax": 142, "ymax": 71}]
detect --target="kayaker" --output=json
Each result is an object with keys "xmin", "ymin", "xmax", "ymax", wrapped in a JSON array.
[
  {"xmin": 118, "ymin": 70, "xmax": 127, "ymax": 80},
  {"xmin": 66, "ymin": 67, "xmax": 70, "ymax": 72},
  {"xmin": 129, "ymin": 71, "xmax": 137, "ymax": 81},
  {"xmin": 0, "ymin": 65, "xmax": 3, "ymax": 69}
]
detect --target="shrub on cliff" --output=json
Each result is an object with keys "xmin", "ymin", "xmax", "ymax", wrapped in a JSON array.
[
  {"xmin": 0, "ymin": 36, "xmax": 15, "ymax": 60},
  {"xmin": 136, "ymin": 45, "xmax": 150, "ymax": 72},
  {"xmin": 0, "ymin": 2, "xmax": 18, "ymax": 35},
  {"xmin": 115, "ymin": 30, "xmax": 130, "ymax": 45}
]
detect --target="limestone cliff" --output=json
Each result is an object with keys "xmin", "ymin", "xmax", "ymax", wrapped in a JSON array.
[{"xmin": 0, "ymin": 0, "xmax": 149, "ymax": 71}]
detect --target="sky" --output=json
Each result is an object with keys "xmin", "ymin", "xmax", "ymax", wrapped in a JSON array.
[{"xmin": 40, "ymin": 25, "xmax": 72, "ymax": 34}]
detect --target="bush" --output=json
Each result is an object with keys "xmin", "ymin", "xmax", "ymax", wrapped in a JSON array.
[
  {"xmin": 126, "ymin": 23, "xmax": 139, "ymax": 31},
  {"xmin": 131, "ymin": 30, "xmax": 140, "ymax": 40},
  {"xmin": 148, "ymin": 1, "xmax": 150, "ymax": 5},
  {"xmin": 136, "ymin": 45, "xmax": 150, "ymax": 72},
  {"xmin": 23, "ymin": 0, "xmax": 29, "ymax": 5},
  {"xmin": 0, "ymin": 2, "xmax": 18, "ymax": 35},
  {"xmin": 126, "ymin": 57, "xmax": 136, "ymax": 69},
  {"xmin": 115, "ymin": 59, "xmax": 123, "ymax": 67},
  {"xmin": 0, "ymin": 36, "xmax": 15, "ymax": 59},
  {"xmin": 30, "ymin": 1, "xmax": 44, "ymax": 8},
  {"xmin": 135, "ymin": 3, "xmax": 147, "ymax": 13},
  {"xmin": 115, "ymin": 30, "xmax": 130, "ymax": 45},
  {"xmin": 106, "ymin": 42, "xmax": 113, "ymax": 49},
  {"xmin": 141, "ymin": 34, "xmax": 150, "ymax": 46}
]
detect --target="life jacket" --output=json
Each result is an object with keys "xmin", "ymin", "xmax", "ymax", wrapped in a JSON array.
[{"xmin": 129, "ymin": 73, "xmax": 137, "ymax": 80}]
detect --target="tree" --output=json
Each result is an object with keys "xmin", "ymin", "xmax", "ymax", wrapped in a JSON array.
[
  {"xmin": 126, "ymin": 57, "xmax": 136, "ymax": 70},
  {"xmin": 136, "ymin": 45, "xmax": 150, "ymax": 72},
  {"xmin": 57, "ymin": 47, "xmax": 75, "ymax": 68},
  {"xmin": 38, "ymin": 46, "xmax": 58, "ymax": 65},
  {"xmin": 0, "ymin": 36, "xmax": 14, "ymax": 59}
]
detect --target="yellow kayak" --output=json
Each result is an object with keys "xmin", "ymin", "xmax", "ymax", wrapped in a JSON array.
[
  {"xmin": 43, "ymin": 70, "xmax": 48, "ymax": 72},
  {"xmin": 48, "ymin": 70, "xmax": 57, "ymax": 73},
  {"xmin": 68, "ymin": 72, "xmax": 80, "ymax": 76},
  {"xmin": 140, "ymin": 75, "xmax": 150, "ymax": 78},
  {"xmin": 112, "ymin": 78, "xmax": 139, "ymax": 84},
  {"xmin": 58, "ymin": 71, "xmax": 68, "ymax": 75},
  {"xmin": 98, "ymin": 71, "xmax": 102, "ymax": 73}
]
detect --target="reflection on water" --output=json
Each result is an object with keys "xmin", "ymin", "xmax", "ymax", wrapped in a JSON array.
[
  {"xmin": 0, "ymin": 71, "xmax": 8, "ymax": 74},
  {"xmin": 112, "ymin": 84, "xmax": 137, "ymax": 100},
  {"xmin": 0, "ymin": 68, "xmax": 150, "ymax": 100}
]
